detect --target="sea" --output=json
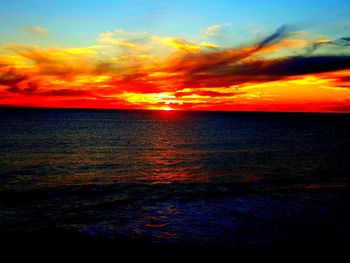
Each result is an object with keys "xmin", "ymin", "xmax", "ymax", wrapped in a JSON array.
[{"xmin": 0, "ymin": 108, "xmax": 349, "ymax": 254}]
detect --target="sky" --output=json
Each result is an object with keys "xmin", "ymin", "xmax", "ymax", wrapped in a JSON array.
[{"xmin": 1, "ymin": 0, "xmax": 350, "ymax": 112}]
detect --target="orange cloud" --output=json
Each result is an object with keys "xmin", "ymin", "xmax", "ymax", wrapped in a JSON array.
[{"xmin": 1, "ymin": 26, "xmax": 350, "ymax": 112}]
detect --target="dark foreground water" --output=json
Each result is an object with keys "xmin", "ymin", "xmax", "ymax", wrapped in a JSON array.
[{"xmin": 0, "ymin": 108, "xmax": 349, "ymax": 258}]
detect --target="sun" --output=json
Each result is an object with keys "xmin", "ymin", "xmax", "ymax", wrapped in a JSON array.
[{"xmin": 161, "ymin": 107, "xmax": 173, "ymax": 111}]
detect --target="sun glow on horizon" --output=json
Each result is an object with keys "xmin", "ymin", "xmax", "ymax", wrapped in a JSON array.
[{"xmin": 161, "ymin": 107, "xmax": 174, "ymax": 111}]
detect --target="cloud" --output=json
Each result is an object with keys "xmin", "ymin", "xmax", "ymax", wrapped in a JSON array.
[
  {"xmin": 156, "ymin": 26, "xmax": 297, "ymax": 77},
  {"xmin": 200, "ymin": 42, "xmax": 220, "ymax": 49},
  {"xmin": 40, "ymin": 89, "xmax": 92, "ymax": 97},
  {"xmin": 98, "ymin": 28, "xmax": 213, "ymax": 54},
  {"xmin": 261, "ymin": 56, "xmax": 350, "ymax": 76},
  {"xmin": 6, "ymin": 27, "xmax": 350, "ymax": 89},
  {"xmin": 2, "ymin": 25, "xmax": 350, "ymax": 111},
  {"xmin": 257, "ymin": 25, "xmax": 291, "ymax": 50},
  {"xmin": 5, "ymin": 44, "xmax": 113, "ymax": 78},
  {"xmin": 6, "ymin": 82, "xmax": 38, "ymax": 94},
  {"xmin": 337, "ymin": 76, "xmax": 350, "ymax": 82},
  {"xmin": 5, "ymin": 83, "xmax": 92, "ymax": 97},
  {"xmin": 332, "ymin": 37, "xmax": 350, "ymax": 46},
  {"xmin": 258, "ymin": 39, "xmax": 309, "ymax": 54},
  {"xmin": 324, "ymin": 74, "xmax": 350, "ymax": 89},
  {"xmin": 306, "ymin": 37, "xmax": 350, "ymax": 55},
  {"xmin": 24, "ymin": 26, "xmax": 49, "ymax": 35},
  {"xmin": 0, "ymin": 69, "xmax": 27, "ymax": 87},
  {"xmin": 150, "ymin": 26, "xmax": 350, "ymax": 90},
  {"xmin": 202, "ymin": 23, "xmax": 231, "ymax": 37},
  {"xmin": 98, "ymin": 29, "xmax": 150, "ymax": 50},
  {"xmin": 152, "ymin": 36, "xmax": 201, "ymax": 52},
  {"xmin": 322, "ymin": 99, "xmax": 350, "ymax": 112},
  {"xmin": 175, "ymin": 90, "xmax": 244, "ymax": 98},
  {"xmin": 169, "ymin": 55, "xmax": 350, "ymax": 89}
]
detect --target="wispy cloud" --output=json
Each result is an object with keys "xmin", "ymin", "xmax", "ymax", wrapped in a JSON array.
[
  {"xmin": 24, "ymin": 26, "xmax": 49, "ymax": 35},
  {"xmin": 202, "ymin": 23, "xmax": 232, "ymax": 37}
]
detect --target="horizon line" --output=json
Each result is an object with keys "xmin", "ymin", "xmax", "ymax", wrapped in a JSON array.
[{"xmin": 0, "ymin": 105, "xmax": 349, "ymax": 114}]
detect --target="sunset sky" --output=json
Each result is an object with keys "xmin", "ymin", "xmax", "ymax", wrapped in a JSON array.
[{"xmin": 1, "ymin": 0, "xmax": 350, "ymax": 112}]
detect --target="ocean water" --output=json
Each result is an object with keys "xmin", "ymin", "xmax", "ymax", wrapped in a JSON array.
[{"xmin": 0, "ymin": 108, "xmax": 349, "ymax": 247}]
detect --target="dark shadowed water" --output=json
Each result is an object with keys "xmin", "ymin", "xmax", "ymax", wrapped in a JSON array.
[{"xmin": 0, "ymin": 108, "xmax": 349, "ymax": 249}]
